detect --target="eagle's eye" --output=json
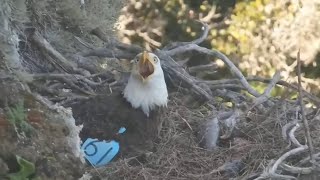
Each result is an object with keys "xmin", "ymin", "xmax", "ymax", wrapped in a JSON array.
[
  {"xmin": 153, "ymin": 56, "xmax": 159, "ymax": 63},
  {"xmin": 134, "ymin": 57, "xmax": 139, "ymax": 63}
]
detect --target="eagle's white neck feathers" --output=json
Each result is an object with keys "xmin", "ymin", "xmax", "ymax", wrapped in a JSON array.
[{"xmin": 123, "ymin": 53, "xmax": 168, "ymax": 117}]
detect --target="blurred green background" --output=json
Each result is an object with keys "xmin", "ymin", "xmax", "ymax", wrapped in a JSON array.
[{"xmin": 117, "ymin": 0, "xmax": 320, "ymax": 96}]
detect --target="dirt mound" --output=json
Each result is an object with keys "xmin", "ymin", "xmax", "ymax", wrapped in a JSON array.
[{"xmin": 0, "ymin": 81, "xmax": 84, "ymax": 179}]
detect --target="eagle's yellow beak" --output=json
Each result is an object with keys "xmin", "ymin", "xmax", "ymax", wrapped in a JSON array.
[{"xmin": 139, "ymin": 51, "xmax": 154, "ymax": 79}]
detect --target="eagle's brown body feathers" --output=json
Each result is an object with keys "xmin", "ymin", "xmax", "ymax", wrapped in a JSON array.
[
  {"xmin": 72, "ymin": 51, "xmax": 167, "ymax": 158},
  {"xmin": 71, "ymin": 92, "xmax": 165, "ymax": 157}
]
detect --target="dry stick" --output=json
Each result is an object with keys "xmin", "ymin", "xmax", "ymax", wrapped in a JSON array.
[
  {"xmin": 32, "ymin": 32, "xmax": 91, "ymax": 77},
  {"xmin": 74, "ymin": 36, "xmax": 95, "ymax": 49},
  {"xmin": 209, "ymin": 84, "xmax": 245, "ymax": 90},
  {"xmin": 32, "ymin": 73, "xmax": 103, "ymax": 86},
  {"xmin": 214, "ymin": 89, "xmax": 247, "ymax": 104},
  {"xmin": 256, "ymin": 146, "xmax": 308, "ymax": 180},
  {"xmin": 32, "ymin": 32, "xmax": 76, "ymax": 73},
  {"xmin": 288, "ymin": 123, "xmax": 302, "ymax": 147},
  {"xmin": 299, "ymin": 152, "xmax": 320, "ymax": 165},
  {"xmin": 188, "ymin": 62, "xmax": 217, "ymax": 73},
  {"xmin": 248, "ymin": 71, "xmax": 281, "ymax": 110},
  {"xmin": 203, "ymin": 77, "xmax": 320, "ymax": 106},
  {"xmin": 296, "ymin": 50, "xmax": 315, "ymax": 163},
  {"xmin": 31, "ymin": 73, "xmax": 95, "ymax": 95},
  {"xmin": 270, "ymin": 146, "xmax": 308, "ymax": 176},
  {"xmin": 164, "ymin": 44, "xmax": 261, "ymax": 97},
  {"xmin": 280, "ymin": 163, "xmax": 313, "ymax": 175},
  {"xmin": 158, "ymin": 53, "xmax": 214, "ymax": 101},
  {"xmin": 282, "ymin": 120, "xmax": 297, "ymax": 142},
  {"xmin": 163, "ymin": 21, "xmax": 209, "ymax": 50}
]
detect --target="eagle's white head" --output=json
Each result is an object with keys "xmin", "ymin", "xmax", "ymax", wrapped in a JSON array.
[{"xmin": 123, "ymin": 51, "xmax": 168, "ymax": 117}]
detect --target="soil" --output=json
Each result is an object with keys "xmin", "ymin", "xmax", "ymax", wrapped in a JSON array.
[
  {"xmin": 0, "ymin": 80, "xmax": 84, "ymax": 179},
  {"xmin": 0, "ymin": 0, "xmax": 125, "ymax": 179}
]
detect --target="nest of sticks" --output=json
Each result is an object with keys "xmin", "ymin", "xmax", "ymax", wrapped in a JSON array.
[{"xmin": 20, "ymin": 20, "xmax": 320, "ymax": 179}]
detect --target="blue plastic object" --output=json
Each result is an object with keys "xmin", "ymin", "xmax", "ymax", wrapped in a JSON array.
[
  {"xmin": 118, "ymin": 127, "xmax": 126, "ymax": 134},
  {"xmin": 81, "ymin": 138, "xmax": 119, "ymax": 167}
]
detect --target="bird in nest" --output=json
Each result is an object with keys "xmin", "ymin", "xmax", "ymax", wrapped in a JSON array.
[
  {"xmin": 124, "ymin": 51, "xmax": 168, "ymax": 117},
  {"xmin": 71, "ymin": 51, "xmax": 168, "ymax": 157}
]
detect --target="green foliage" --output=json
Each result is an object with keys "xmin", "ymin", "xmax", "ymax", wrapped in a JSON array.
[
  {"xmin": 210, "ymin": 0, "xmax": 295, "ymax": 56},
  {"xmin": 7, "ymin": 100, "xmax": 32, "ymax": 135},
  {"xmin": 120, "ymin": 0, "xmax": 320, "ymax": 95},
  {"xmin": 7, "ymin": 156, "xmax": 36, "ymax": 180}
]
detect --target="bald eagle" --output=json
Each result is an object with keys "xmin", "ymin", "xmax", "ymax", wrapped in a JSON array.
[
  {"xmin": 71, "ymin": 51, "xmax": 168, "ymax": 157},
  {"xmin": 124, "ymin": 51, "xmax": 168, "ymax": 116}
]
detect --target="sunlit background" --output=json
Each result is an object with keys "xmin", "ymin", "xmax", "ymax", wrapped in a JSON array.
[{"xmin": 116, "ymin": 0, "xmax": 320, "ymax": 96}]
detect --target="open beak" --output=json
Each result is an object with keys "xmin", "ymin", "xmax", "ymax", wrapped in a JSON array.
[{"xmin": 139, "ymin": 51, "xmax": 154, "ymax": 79}]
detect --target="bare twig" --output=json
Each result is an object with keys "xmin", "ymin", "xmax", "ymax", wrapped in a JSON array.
[
  {"xmin": 163, "ymin": 22, "xmax": 210, "ymax": 50},
  {"xmin": 164, "ymin": 44, "xmax": 261, "ymax": 97},
  {"xmin": 209, "ymin": 84, "xmax": 245, "ymax": 90},
  {"xmin": 250, "ymin": 71, "xmax": 281, "ymax": 108},
  {"xmin": 257, "ymin": 145, "xmax": 308, "ymax": 180},
  {"xmin": 156, "ymin": 51, "xmax": 214, "ymax": 102},
  {"xmin": 280, "ymin": 163, "xmax": 313, "ymax": 175},
  {"xmin": 299, "ymin": 153, "xmax": 320, "ymax": 165},
  {"xmin": 200, "ymin": 5, "xmax": 220, "ymax": 23},
  {"xmin": 296, "ymin": 50, "xmax": 315, "ymax": 162},
  {"xmin": 74, "ymin": 36, "xmax": 95, "ymax": 49},
  {"xmin": 214, "ymin": 89, "xmax": 248, "ymax": 104},
  {"xmin": 282, "ymin": 120, "xmax": 297, "ymax": 142},
  {"xmin": 188, "ymin": 62, "xmax": 217, "ymax": 73},
  {"xmin": 203, "ymin": 77, "xmax": 320, "ymax": 106},
  {"xmin": 31, "ymin": 73, "xmax": 98, "ymax": 95},
  {"xmin": 288, "ymin": 123, "xmax": 302, "ymax": 147},
  {"xmin": 32, "ymin": 32, "xmax": 88, "ymax": 76}
]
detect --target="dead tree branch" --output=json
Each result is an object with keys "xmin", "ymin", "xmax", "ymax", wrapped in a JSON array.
[
  {"xmin": 163, "ymin": 44, "xmax": 261, "ymax": 97},
  {"xmin": 31, "ymin": 73, "xmax": 96, "ymax": 95},
  {"xmin": 32, "ymin": 32, "xmax": 89, "ymax": 76},
  {"xmin": 257, "ymin": 145, "xmax": 308, "ymax": 180},
  {"xmin": 188, "ymin": 62, "xmax": 217, "ymax": 74},
  {"xmin": 297, "ymin": 50, "xmax": 315, "ymax": 162},
  {"xmin": 156, "ymin": 51, "xmax": 214, "ymax": 101},
  {"xmin": 288, "ymin": 123, "xmax": 302, "ymax": 147},
  {"xmin": 280, "ymin": 163, "xmax": 313, "ymax": 175},
  {"xmin": 248, "ymin": 71, "xmax": 281, "ymax": 110},
  {"xmin": 203, "ymin": 77, "xmax": 320, "ymax": 106}
]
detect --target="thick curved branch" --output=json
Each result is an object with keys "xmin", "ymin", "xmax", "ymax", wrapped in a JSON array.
[
  {"xmin": 257, "ymin": 145, "xmax": 308, "ymax": 180},
  {"xmin": 32, "ymin": 32, "xmax": 89, "ymax": 76},
  {"xmin": 164, "ymin": 44, "xmax": 261, "ymax": 97},
  {"xmin": 156, "ymin": 51, "xmax": 214, "ymax": 101}
]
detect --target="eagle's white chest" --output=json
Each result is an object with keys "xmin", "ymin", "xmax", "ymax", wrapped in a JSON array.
[{"xmin": 123, "ymin": 73, "xmax": 168, "ymax": 117}]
